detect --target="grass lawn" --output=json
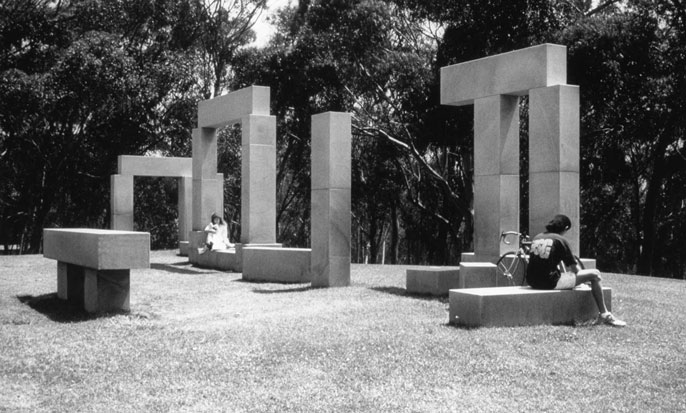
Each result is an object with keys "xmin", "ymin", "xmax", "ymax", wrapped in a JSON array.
[{"xmin": 1, "ymin": 250, "xmax": 685, "ymax": 412}]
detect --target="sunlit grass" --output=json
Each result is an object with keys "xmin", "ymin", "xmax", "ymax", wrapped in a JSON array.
[{"xmin": 1, "ymin": 251, "xmax": 685, "ymax": 412}]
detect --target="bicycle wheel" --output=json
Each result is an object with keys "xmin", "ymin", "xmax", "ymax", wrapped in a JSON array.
[{"xmin": 495, "ymin": 252, "xmax": 527, "ymax": 287}]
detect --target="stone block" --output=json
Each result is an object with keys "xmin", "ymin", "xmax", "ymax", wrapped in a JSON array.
[
  {"xmin": 241, "ymin": 145, "xmax": 276, "ymax": 244},
  {"xmin": 311, "ymin": 189, "xmax": 351, "ymax": 258},
  {"xmin": 192, "ymin": 178, "xmax": 223, "ymax": 231},
  {"xmin": 311, "ymin": 255, "xmax": 350, "ymax": 288},
  {"xmin": 579, "ymin": 258, "xmax": 596, "ymax": 269},
  {"xmin": 529, "ymin": 85, "xmax": 580, "ymax": 173},
  {"xmin": 242, "ymin": 247, "xmax": 312, "ymax": 283},
  {"xmin": 311, "ymin": 112, "xmax": 352, "ymax": 190},
  {"xmin": 441, "ymin": 44, "xmax": 567, "ymax": 106},
  {"xmin": 215, "ymin": 249, "xmax": 240, "ymax": 271},
  {"xmin": 43, "ymin": 229, "xmax": 150, "ymax": 270},
  {"xmin": 118, "ymin": 155, "xmax": 192, "ymax": 177},
  {"xmin": 192, "ymin": 128, "xmax": 218, "ymax": 180},
  {"xmin": 84, "ymin": 268, "xmax": 130, "ymax": 313},
  {"xmin": 178, "ymin": 241, "xmax": 189, "ymax": 256},
  {"xmin": 458, "ymin": 262, "xmax": 498, "ymax": 288},
  {"xmin": 241, "ymin": 114, "xmax": 276, "ymax": 146},
  {"xmin": 473, "ymin": 174, "xmax": 519, "ymax": 258},
  {"xmin": 528, "ymin": 171, "xmax": 579, "ymax": 252},
  {"xmin": 449, "ymin": 286, "xmax": 611, "ymax": 327},
  {"xmin": 110, "ymin": 175, "xmax": 134, "ymax": 231},
  {"xmin": 57, "ymin": 262, "xmax": 68, "ymax": 299},
  {"xmin": 406, "ymin": 266, "xmax": 460, "ymax": 296},
  {"xmin": 198, "ymin": 86, "xmax": 271, "ymax": 128},
  {"xmin": 474, "ymin": 95, "xmax": 519, "ymax": 176},
  {"xmin": 178, "ymin": 176, "xmax": 192, "ymax": 242}
]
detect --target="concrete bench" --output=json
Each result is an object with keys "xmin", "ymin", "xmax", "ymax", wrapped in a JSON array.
[
  {"xmin": 242, "ymin": 247, "xmax": 311, "ymax": 283},
  {"xmin": 449, "ymin": 286, "xmax": 612, "ymax": 327},
  {"xmin": 43, "ymin": 229, "xmax": 150, "ymax": 313},
  {"xmin": 406, "ymin": 263, "xmax": 497, "ymax": 296}
]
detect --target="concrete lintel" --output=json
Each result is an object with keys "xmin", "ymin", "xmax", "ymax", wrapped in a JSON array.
[
  {"xmin": 117, "ymin": 155, "xmax": 192, "ymax": 177},
  {"xmin": 441, "ymin": 44, "xmax": 567, "ymax": 106},
  {"xmin": 198, "ymin": 86, "xmax": 271, "ymax": 128},
  {"xmin": 43, "ymin": 229, "xmax": 150, "ymax": 270}
]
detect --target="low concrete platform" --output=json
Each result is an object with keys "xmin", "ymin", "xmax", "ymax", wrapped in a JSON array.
[
  {"xmin": 242, "ymin": 247, "xmax": 311, "ymax": 283},
  {"xmin": 449, "ymin": 286, "xmax": 611, "ymax": 327},
  {"xmin": 43, "ymin": 228, "xmax": 150, "ymax": 313},
  {"xmin": 406, "ymin": 263, "xmax": 498, "ymax": 296}
]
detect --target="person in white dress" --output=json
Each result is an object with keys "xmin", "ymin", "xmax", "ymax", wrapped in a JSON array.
[{"xmin": 199, "ymin": 212, "xmax": 234, "ymax": 253}]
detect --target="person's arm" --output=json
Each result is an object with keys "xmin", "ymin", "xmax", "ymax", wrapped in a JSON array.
[{"xmin": 204, "ymin": 223, "xmax": 217, "ymax": 233}]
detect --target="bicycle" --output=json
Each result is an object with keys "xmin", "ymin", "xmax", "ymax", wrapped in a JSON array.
[
  {"xmin": 496, "ymin": 231, "xmax": 586, "ymax": 287},
  {"xmin": 496, "ymin": 231, "xmax": 531, "ymax": 286}
]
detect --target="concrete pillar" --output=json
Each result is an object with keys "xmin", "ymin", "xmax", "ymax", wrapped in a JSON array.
[
  {"xmin": 83, "ymin": 268, "xmax": 130, "ymax": 313},
  {"xmin": 110, "ymin": 174, "xmax": 134, "ymax": 231},
  {"xmin": 192, "ymin": 127, "xmax": 219, "ymax": 230},
  {"xmin": 529, "ymin": 85, "xmax": 580, "ymax": 252},
  {"xmin": 473, "ymin": 95, "xmax": 520, "ymax": 260},
  {"xmin": 240, "ymin": 114, "xmax": 277, "ymax": 244},
  {"xmin": 311, "ymin": 112, "xmax": 352, "ymax": 287},
  {"xmin": 178, "ymin": 176, "xmax": 192, "ymax": 242}
]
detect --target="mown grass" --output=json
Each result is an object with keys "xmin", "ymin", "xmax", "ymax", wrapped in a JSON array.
[{"xmin": 1, "ymin": 251, "xmax": 685, "ymax": 412}]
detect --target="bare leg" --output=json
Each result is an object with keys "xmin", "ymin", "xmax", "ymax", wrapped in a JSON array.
[{"xmin": 575, "ymin": 269, "xmax": 608, "ymax": 314}]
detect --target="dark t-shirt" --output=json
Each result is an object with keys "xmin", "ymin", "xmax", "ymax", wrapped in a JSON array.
[{"xmin": 526, "ymin": 232, "xmax": 576, "ymax": 289}]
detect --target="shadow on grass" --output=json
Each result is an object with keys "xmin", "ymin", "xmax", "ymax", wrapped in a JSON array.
[
  {"xmin": 370, "ymin": 286, "xmax": 449, "ymax": 303},
  {"xmin": 16, "ymin": 293, "xmax": 103, "ymax": 323},
  {"xmin": 150, "ymin": 263, "xmax": 216, "ymax": 275},
  {"xmin": 251, "ymin": 286, "xmax": 313, "ymax": 294}
]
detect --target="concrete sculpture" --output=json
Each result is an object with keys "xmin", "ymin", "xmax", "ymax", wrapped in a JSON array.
[
  {"xmin": 110, "ymin": 155, "xmax": 223, "ymax": 255},
  {"xmin": 43, "ymin": 228, "xmax": 150, "ymax": 313},
  {"xmin": 441, "ymin": 43, "xmax": 580, "ymax": 262},
  {"xmin": 187, "ymin": 86, "xmax": 352, "ymax": 287}
]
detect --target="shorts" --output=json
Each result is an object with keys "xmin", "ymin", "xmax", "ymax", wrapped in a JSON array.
[{"xmin": 553, "ymin": 271, "xmax": 577, "ymax": 290}]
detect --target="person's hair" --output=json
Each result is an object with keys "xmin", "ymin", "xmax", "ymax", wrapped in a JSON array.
[
  {"xmin": 545, "ymin": 214, "xmax": 572, "ymax": 234},
  {"xmin": 210, "ymin": 212, "xmax": 225, "ymax": 226}
]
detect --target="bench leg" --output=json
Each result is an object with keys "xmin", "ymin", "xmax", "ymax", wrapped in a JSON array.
[
  {"xmin": 84, "ymin": 269, "xmax": 130, "ymax": 313},
  {"xmin": 57, "ymin": 262, "xmax": 85, "ymax": 305}
]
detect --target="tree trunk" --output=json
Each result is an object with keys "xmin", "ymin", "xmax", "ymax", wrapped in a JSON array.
[
  {"xmin": 389, "ymin": 202, "xmax": 399, "ymax": 264},
  {"xmin": 637, "ymin": 134, "xmax": 670, "ymax": 275}
]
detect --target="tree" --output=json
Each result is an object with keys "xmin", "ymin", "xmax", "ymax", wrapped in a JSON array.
[
  {"xmin": 0, "ymin": 0, "xmax": 205, "ymax": 252},
  {"xmin": 559, "ymin": 0, "xmax": 686, "ymax": 277}
]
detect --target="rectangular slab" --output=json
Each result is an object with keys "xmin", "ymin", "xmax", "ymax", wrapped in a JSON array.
[
  {"xmin": 449, "ymin": 286, "xmax": 611, "ymax": 327},
  {"xmin": 118, "ymin": 155, "xmax": 192, "ymax": 177},
  {"xmin": 44, "ymin": 229, "xmax": 149, "ymax": 270},
  {"xmin": 529, "ymin": 85, "xmax": 580, "ymax": 173},
  {"xmin": 311, "ymin": 112, "xmax": 352, "ymax": 190},
  {"xmin": 406, "ymin": 266, "xmax": 460, "ymax": 296},
  {"xmin": 473, "ymin": 174, "xmax": 519, "ymax": 258},
  {"xmin": 192, "ymin": 128, "xmax": 218, "ymax": 180},
  {"xmin": 474, "ymin": 95, "xmax": 519, "ymax": 176},
  {"xmin": 242, "ymin": 247, "xmax": 312, "ymax": 283},
  {"xmin": 528, "ymin": 171, "xmax": 580, "ymax": 252},
  {"xmin": 441, "ymin": 44, "xmax": 567, "ymax": 106},
  {"xmin": 198, "ymin": 86, "xmax": 270, "ymax": 128}
]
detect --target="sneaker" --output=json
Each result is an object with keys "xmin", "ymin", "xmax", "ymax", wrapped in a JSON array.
[
  {"xmin": 573, "ymin": 283, "xmax": 591, "ymax": 291},
  {"xmin": 599, "ymin": 313, "xmax": 626, "ymax": 327}
]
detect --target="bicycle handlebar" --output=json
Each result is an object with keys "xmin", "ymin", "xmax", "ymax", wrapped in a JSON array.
[{"xmin": 500, "ymin": 231, "xmax": 529, "ymax": 245}]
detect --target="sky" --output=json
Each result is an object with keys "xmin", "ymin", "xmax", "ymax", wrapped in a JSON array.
[{"xmin": 251, "ymin": 0, "xmax": 297, "ymax": 47}]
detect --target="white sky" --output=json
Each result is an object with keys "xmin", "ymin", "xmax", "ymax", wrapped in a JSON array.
[{"xmin": 251, "ymin": 0, "xmax": 297, "ymax": 47}]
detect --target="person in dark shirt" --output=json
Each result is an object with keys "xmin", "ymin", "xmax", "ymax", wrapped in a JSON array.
[{"xmin": 527, "ymin": 214, "xmax": 626, "ymax": 327}]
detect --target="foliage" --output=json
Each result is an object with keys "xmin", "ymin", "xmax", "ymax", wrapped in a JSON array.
[
  {"xmin": 1, "ymin": 0, "xmax": 684, "ymax": 277},
  {"xmin": 556, "ymin": 0, "xmax": 686, "ymax": 277},
  {"xmin": 0, "ymin": 0, "xmax": 262, "ymax": 252}
]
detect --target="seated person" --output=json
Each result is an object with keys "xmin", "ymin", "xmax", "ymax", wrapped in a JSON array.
[
  {"xmin": 526, "ymin": 214, "xmax": 626, "ymax": 327},
  {"xmin": 199, "ymin": 212, "xmax": 234, "ymax": 252}
]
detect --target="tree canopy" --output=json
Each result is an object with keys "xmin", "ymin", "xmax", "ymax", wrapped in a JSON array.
[{"xmin": 1, "ymin": 0, "xmax": 683, "ymax": 278}]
